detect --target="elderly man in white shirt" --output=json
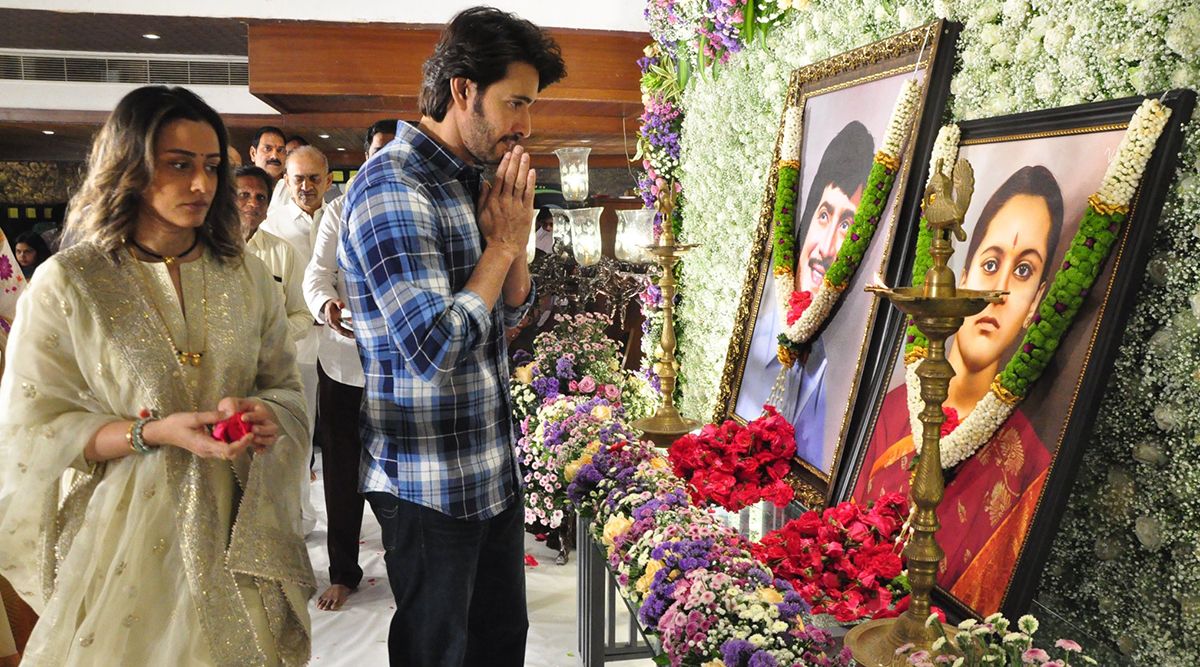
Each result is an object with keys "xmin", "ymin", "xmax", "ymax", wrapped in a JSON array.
[
  {"xmin": 302, "ymin": 119, "xmax": 396, "ymax": 611},
  {"xmin": 234, "ymin": 165, "xmax": 311, "ymax": 343},
  {"xmin": 261, "ymin": 144, "xmax": 334, "ymax": 534}
]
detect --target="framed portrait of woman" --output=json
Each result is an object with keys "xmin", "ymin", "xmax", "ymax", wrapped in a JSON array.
[
  {"xmin": 714, "ymin": 20, "xmax": 959, "ymax": 507},
  {"xmin": 841, "ymin": 89, "xmax": 1196, "ymax": 620}
]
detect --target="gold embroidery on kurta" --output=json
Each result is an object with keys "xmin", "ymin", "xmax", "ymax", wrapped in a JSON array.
[{"xmin": 957, "ymin": 499, "xmax": 967, "ymax": 524}]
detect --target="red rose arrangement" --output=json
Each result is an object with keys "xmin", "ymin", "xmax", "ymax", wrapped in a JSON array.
[
  {"xmin": 751, "ymin": 493, "xmax": 921, "ymax": 623},
  {"xmin": 785, "ymin": 290, "xmax": 814, "ymax": 326},
  {"xmin": 667, "ymin": 405, "xmax": 796, "ymax": 512},
  {"xmin": 940, "ymin": 406, "xmax": 960, "ymax": 437},
  {"xmin": 211, "ymin": 412, "xmax": 251, "ymax": 443}
]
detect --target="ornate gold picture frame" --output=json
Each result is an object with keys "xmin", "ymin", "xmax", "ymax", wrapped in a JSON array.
[{"xmin": 713, "ymin": 20, "xmax": 958, "ymax": 507}]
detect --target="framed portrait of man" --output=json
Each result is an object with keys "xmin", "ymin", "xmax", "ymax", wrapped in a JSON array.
[
  {"xmin": 841, "ymin": 90, "xmax": 1195, "ymax": 619},
  {"xmin": 714, "ymin": 20, "xmax": 959, "ymax": 506}
]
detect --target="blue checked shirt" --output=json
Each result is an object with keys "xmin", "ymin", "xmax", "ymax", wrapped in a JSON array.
[{"xmin": 338, "ymin": 122, "xmax": 534, "ymax": 520}]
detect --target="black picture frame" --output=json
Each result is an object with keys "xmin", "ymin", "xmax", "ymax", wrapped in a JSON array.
[
  {"xmin": 835, "ymin": 89, "xmax": 1196, "ymax": 620},
  {"xmin": 712, "ymin": 20, "xmax": 960, "ymax": 508}
]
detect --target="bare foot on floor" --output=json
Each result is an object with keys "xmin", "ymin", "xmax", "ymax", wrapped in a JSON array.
[{"xmin": 316, "ymin": 584, "xmax": 354, "ymax": 611}]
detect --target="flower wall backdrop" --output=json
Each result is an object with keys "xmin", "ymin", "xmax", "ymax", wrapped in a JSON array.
[{"xmin": 654, "ymin": 0, "xmax": 1200, "ymax": 662}]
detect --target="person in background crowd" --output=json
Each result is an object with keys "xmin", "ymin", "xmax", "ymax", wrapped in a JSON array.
[
  {"xmin": 263, "ymin": 143, "xmax": 334, "ymax": 535},
  {"xmin": 12, "ymin": 232, "xmax": 50, "ymax": 280},
  {"xmin": 302, "ymin": 118, "xmax": 397, "ymax": 612},
  {"xmin": 235, "ymin": 165, "xmax": 311, "ymax": 343},
  {"xmin": 227, "ymin": 145, "xmax": 244, "ymax": 168},
  {"xmin": 0, "ymin": 84, "xmax": 313, "ymax": 665},
  {"xmin": 248, "ymin": 125, "xmax": 287, "ymax": 184},
  {"xmin": 339, "ymin": 7, "xmax": 563, "ymax": 665},
  {"xmin": 285, "ymin": 134, "xmax": 308, "ymax": 154}
]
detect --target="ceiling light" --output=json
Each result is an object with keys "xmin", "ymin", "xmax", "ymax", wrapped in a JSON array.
[
  {"xmin": 142, "ymin": 33, "xmax": 161, "ymax": 40},
  {"xmin": 42, "ymin": 130, "xmax": 55, "ymax": 135},
  {"xmin": 318, "ymin": 133, "xmax": 331, "ymax": 139},
  {"xmin": 336, "ymin": 147, "xmax": 346, "ymax": 151}
]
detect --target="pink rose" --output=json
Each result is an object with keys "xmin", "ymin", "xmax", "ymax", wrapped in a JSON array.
[
  {"xmin": 604, "ymin": 384, "xmax": 621, "ymax": 400},
  {"xmin": 579, "ymin": 376, "xmax": 597, "ymax": 393}
]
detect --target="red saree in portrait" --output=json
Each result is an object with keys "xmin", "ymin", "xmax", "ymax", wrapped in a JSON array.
[{"xmin": 852, "ymin": 385, "xmax": 1050, "ymax": 615}]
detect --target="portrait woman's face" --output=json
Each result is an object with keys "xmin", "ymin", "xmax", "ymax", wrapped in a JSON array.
[{"xmin": 954, "ymin": 193, "xmax": 1053, "ymax": 374}]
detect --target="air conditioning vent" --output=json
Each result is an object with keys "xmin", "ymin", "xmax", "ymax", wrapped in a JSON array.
[{"xmin": 0, "ymin": 52, "xmax": 248, "ymax": 86}]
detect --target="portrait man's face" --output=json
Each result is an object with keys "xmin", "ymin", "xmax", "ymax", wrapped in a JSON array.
[{"xmin": 797, "ymin": 182, "xmax": 862, "ymax": 294}]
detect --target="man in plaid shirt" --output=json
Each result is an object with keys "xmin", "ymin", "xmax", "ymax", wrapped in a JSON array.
[{"xmin": 338, "ymin": 7, "xmax": 565, "ymax": 666}]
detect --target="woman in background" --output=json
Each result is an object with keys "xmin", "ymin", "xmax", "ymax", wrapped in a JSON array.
[
  {"xmin": 0, "ymin": 85, "xmax": 314, "ymax": 666},
  {"xmin": 12, "ymin": 232, "xmax": 49, "ymax": 280}
]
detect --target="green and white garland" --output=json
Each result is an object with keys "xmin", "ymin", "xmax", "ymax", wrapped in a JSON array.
[
  {"xmin": 772, "ymin": 78, "xmax": 922, "ymax": 366},
  {"xmin": 905, "ymin": 99, "xmax": 1174, "ymax": 468}
]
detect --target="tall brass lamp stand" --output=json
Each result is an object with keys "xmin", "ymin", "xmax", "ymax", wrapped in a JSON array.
[
  {"xmin": 845, "ymin": 158, "xmax": 1005, "ymax": 665},
  {"xmin": 632, "ymin": 187, "xmax": 702, "ymax": 447}
]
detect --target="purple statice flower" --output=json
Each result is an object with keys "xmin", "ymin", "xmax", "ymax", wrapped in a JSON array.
[
  {"xmin": 555, "ymin": 355, "xmax": 577, "ymax": 380},
  {"xmin": 640, "ymin": 95, "xmax": 683, "ymax": 163},
  {"xmin": 531, "ymin": 376, "xmax": 561, "ymax": 400},
  {"xmin": 697, "ymin": 0, "xmax": 745, "ymax": 64},
  {"xmin": 512, "ymin": 348, "xmax": 532, "ymax": 365},
  {"xmin": 747, "ymin": 652, "xmax": 779, "ymax": 667},
  {"xmin": 640, "ymin": 282, "xmax": 664, "ymax": 309},
  {"xmin": 722, "ymin": 639, "xmax": 758, "ymax": 666}
]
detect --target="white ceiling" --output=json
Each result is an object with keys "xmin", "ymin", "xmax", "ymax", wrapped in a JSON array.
[{"xmin": 0, "ymin": 0, "xmax": 650, "ymax": 33}]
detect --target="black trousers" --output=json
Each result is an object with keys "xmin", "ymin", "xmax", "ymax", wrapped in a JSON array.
[
  {"xmin": 315, "ymin": 362, "xmax": 365, "ymax": 589},
  {"xmin": 366, "ymin": 492, "xmax": 529, "ymax": 667}
]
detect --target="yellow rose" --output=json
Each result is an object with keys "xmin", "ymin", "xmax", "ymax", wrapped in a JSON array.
[
  {"xmin": 636, "ymin": 559, "xmax": 664, "ymax": 595},
  {"xmin": 759, "ymin": 587, "xmax": 784, "ymax": 604},
  {"xmin": 649, "ymin": 456, "xmax": 669, "ymax": 470},
  {"xmin": 515, "ymin": 363, "xmax": 534, "ymax": 385},
  {"xmin": 585, "ymin": 440, "xmax": 602, "ymax": 455},
  {"xmin": 591, "ymin": 404, "xmax": 613, "ymax": 421},
  {"xmin": 701, "ymin": 660, "xmax": 727, "ymax": 667},
  {"xmin": 602, "ymin": 514, "xmax": 633, "ymax": 548}
]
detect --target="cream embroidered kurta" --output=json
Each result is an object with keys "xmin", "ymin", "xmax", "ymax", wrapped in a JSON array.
[{"xmin": 0, "ymin": 243, "xmax": 315, "ymax": 666}]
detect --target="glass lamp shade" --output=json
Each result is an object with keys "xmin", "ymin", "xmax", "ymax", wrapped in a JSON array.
[
  {"xmin": 554, "ymin": 147, "xmax": 591, "ymax": 202},
  {"xmin": 567, "ymin": 207, "xmax": 603, "ymax": 267},
  {"xmin": 615, "ymin": 209, "xmax": 656, "ymax": 263}
]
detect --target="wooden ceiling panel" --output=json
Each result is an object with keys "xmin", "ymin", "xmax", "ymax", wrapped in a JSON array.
[{"xmin": 246, "ymin": 21, "xmax": 647, "ymax": 159}]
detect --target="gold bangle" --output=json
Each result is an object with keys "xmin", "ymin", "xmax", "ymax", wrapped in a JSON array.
[{"xmin": 126, "ymin": 421, "xmax": 137, "ymax": 453}]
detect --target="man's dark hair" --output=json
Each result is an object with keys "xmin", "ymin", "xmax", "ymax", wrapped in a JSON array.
[
  {"xmin": 419, "ymin": 6, "xmax": 566, "ymax": 122},
  {"xmin": 286, "ymin": 134, "xmax": 308, "ymax": 147},
  {"xmin": 365, "ymin": 119, "xmax": 400, "ymax": 151},
  {"xmin": 798, "ymin": 121, "xmax": 875, "ymax": 237},
  {"xmin": 251, "ymin": 126, "xmax": 286, "ymax": 149},
  {"xmin": 965, "ymin": 165, "xmax": 1064, "ymax": 275},
  {"xmin": 234, "ymin": 165, "xmax": 273, "ymax": 202}
]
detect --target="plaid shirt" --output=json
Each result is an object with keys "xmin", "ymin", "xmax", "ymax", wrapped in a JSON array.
[{"xmin": 339, "ymin": 122, "xmax": 533, "ymax": 520}]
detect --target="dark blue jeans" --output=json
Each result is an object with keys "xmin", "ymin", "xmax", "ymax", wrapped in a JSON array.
[{"xmin": 366, "ymin": 493, "xmax": 529, "ymax": 667}]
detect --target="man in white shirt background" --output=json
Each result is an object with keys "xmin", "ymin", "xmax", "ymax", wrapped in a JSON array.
[
  {"xmin": 235, "ymin": 165, "xmax": 312, "ymax": 345},
  {"xmin": 262, "ymin": 144, "xmax": 334, "ymax": 534},
  {"xmin": 303, "ymin": 119, "xmax": 396, "ymax": 611}
]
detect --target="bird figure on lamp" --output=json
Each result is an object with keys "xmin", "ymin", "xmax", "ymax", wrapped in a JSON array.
[{"xmin": 922, "ymin": 157, "xmax": 974, "ymax": 242}]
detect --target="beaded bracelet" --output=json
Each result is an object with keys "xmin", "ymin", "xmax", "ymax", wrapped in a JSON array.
[{"xmin": 125, "ymin": 411, "xmax": 159, "ymax": 455}]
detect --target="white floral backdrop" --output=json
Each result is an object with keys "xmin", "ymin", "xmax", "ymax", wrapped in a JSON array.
[{"xmin": 664, "ymin": 0, "xmax": 1200, "ymax": 662}]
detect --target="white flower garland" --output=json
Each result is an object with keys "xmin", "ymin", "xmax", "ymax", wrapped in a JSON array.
[
  {"xmin": 1095, "ymin": 99, "xmax": 1173, "ymax": 208},
  {"xmin": 907, "ymin": 99, "xmax": 1171, "ymax": 469},
  {"xmin": 781, "ymin": 106, "xmax": 802, "ymax": 162}
]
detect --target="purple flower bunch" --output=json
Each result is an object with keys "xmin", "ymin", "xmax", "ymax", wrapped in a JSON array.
[
  {"xmin": 698, "ymin": 0, "xmax": 746, "ymax": 64},
  {"xmin": 639, "ymin": 96, "xmax": 683, "ymax": 166}
]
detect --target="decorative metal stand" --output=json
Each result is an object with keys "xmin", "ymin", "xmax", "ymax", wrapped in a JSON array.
[
  {"xmin": 632, "ymin": 188, "xmax": 701, "ymax": 447},
  {"xmin": 845, "ymin": 158, "xmax": 1005, "ymax": 665}
]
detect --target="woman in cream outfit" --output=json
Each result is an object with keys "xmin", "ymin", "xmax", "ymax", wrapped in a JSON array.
[{"xmin": 0, "ymin": 86, "xmax": 314, "ymax": 666}]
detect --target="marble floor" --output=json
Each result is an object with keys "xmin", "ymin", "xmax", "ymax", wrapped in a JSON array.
[{"xmin": 305, "ymin": 459, "xmax": 651, "ymax": 666}]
